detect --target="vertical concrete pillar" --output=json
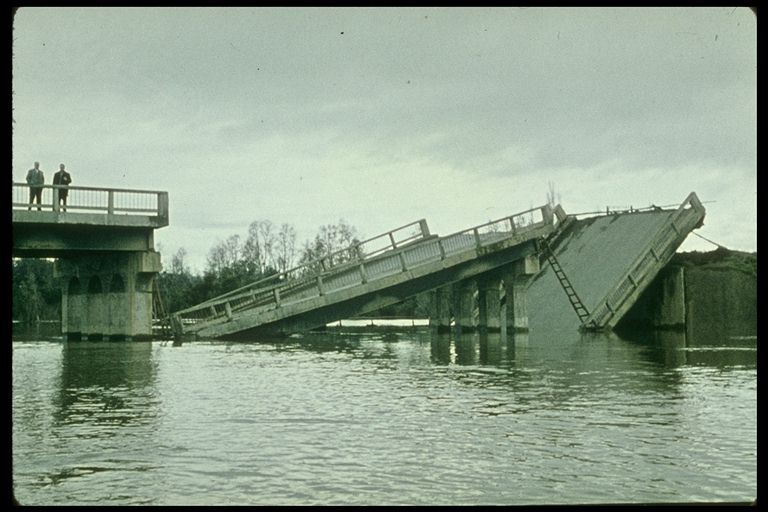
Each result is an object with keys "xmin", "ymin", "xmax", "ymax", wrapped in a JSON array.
[
  {"xmin": 478, "ymin": 332, "xmax": 503, "ymax": 365},
  {"xmin": 133, "ymin": 272, "xmax": 157, "ymax": 340},
  {"xmin": 653, "ymin": 329, "xmax": 687, "ymax": 367},
  {"xmin": 502, "ymin": 254, "xmax": 540, "ymax": 333},
  {"xmin": 654, "ymin": 266, "xmax": 686, "ymax": 329},
  {"xmin": 477, "ymin": 274, "xmax": 502, "ymax": 334},
  {"xmin": 86, "ymin": 275, "xmax": 107, "ymax": 340},
  {"xmin": 509, "ymin": 331, "xmax": 529, "ymax": 363},
  {"xmin": 107, "ymin": 274, "xmax": 129, "ymax": 340},
  {"xmin": 429, "ymin": 286, "xmax": 452, "ymax": 334},
  {"xmin": 62, "ymin": 276, "xmax": 84, "ymax": 341},
  {"xmin": 452, "ymin": 279, "xmax": 476, "ymax": 335}
]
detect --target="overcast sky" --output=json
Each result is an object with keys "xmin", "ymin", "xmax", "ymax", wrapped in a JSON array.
[{"xmin": 12, "ymin": 7, "xmax": 756, "ymax": 273}]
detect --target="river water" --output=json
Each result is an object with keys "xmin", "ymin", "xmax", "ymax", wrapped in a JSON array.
[{"xmin": 12, "ymin": 324, "xmax": 756, "ymax": 506}]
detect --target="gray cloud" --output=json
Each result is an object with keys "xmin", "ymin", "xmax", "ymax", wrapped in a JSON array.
[{"xmin": 12, "ymin": 7, "xmax": 756, "ymax": 271}]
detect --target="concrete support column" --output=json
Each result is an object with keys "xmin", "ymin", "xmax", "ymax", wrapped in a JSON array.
[
  {"xmin": 452, "ymin": 279, "xmax": 476, "ymax": 335},
  {"xmin": 60, "ymin": 276, "xmax": 82, "ymax": 341},
  {"xmin": 654, "ymin": 266, "xmax": 686, "ymax": 329},
  {"xmin": 502, "ymin": 254, "xmax": 540, "ymax": 333},
  {"xmin": 86, "ymin": 276, "xmax": 107, "ymax": 340},
  {"xmin": 55, "ymin": 251, "xmax": 162, "ymax": 341},
  {"xmin": 477, "ymin": 274, "xmax": 502, "ymax": 334},
  {"xmin": 428, "ymin": 286, "xmax": 452, "ymax": 334},
  {"xmin": 478, "ymin": 332, "xmax": 503, "ymax": 365}
]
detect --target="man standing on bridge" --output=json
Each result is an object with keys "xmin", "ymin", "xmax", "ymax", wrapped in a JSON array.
[
  {"xmin": 53, "ymin": 163, "xmax": 72, "ymax": 211},
  {"xmin": 26, "ymin": 161, "xmax": 44, "ymax": 211}
]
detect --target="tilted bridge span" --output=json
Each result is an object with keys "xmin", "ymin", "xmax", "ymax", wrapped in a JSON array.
[
  {"xmin": 171, "ymin": 205, "xmax": 560, "ymax": 340},
  {"xmin": 170, "ymin": 192, "xmax": 705, "ymax": 340}
]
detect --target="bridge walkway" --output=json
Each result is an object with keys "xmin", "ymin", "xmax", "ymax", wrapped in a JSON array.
[{"xmin": 528, "ymin": 192, "xmax": 706, "ymax": 332}]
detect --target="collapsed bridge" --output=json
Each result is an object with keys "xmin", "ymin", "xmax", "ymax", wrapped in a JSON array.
[{"xmin": 171, "ymin": 192, "xmax": 705, "ymax": 340}]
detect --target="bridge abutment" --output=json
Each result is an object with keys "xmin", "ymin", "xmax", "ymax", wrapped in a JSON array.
[{"xmin": 55, "ymin": 251, "xmax": 162, "ymax": 341}]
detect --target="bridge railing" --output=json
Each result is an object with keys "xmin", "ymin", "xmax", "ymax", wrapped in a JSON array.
[
  {"xmin": 171, "ymin": 204, "xmax": 556, "ymax": 334},
  {"xmin": 187, "ymin": 219, "xmax": 432, "ymax": 309},
  {"xmin": 12, "ymin": 182, "xmax": 169, "ymax": 220},
  {"xmin": 586, "ymin": 192, "xmax": 705, "ymax": 329}
]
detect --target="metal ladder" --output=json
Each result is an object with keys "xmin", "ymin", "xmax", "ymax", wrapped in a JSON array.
[{"xmin": 539, "ymin": 237, "xmax": 592, "ymax": 327}]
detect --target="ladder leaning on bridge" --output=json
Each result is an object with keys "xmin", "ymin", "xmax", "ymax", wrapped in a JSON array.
[{"xmin": 539, "ymin": 236, "xmax": 594, "ymax": 329}]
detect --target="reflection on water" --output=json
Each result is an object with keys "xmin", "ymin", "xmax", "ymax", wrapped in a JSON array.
[
  {"xmin": 12, "ymin": 320, "xmax": 755, "ymax": 506},
  {"xmin": 53, "ymin": 342, "xmax": 158, "ymax": 427}
]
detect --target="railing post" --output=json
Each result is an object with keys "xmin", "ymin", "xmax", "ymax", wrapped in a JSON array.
[
  {"xmin": 225, "ymin": 302, "xmax": 232, "ymax": 319},
  {"xmin": 398, "ymin": 252, "xmax": 408, "ymax": 272},
  {"xmin": 509, "ymin": 217, "xmax": 517, "ymax": 234},
  {"xmin": 419, "ymin": 219, "xmax": 430, "ymax": 237},
  {"xmin": 541, "ymin": 205, "xmax": 553, "ymax": 226},
  {"xmin": 389, "ymin": 232, "xmax": 398, "ymax": 249},
  {"xmin": 473, "ymin": 228, "xmax": 482, "ymax": 249},
  {"xmin": 358, "ymin": 263, "xmax": 368, "ymax": 283},
  {"xmin": 273, "ymin": 287, "xmax": 281, "ymax": 306},
  {"xmin": 438, "ymin": 239, "xmax": 446, "ymax": 260},
  {"xmin": 108, "ymin": 190, "xmax": 115, "ymax": 215},
  {"xmin": 53, "ymin": 187, "xmax": 60, "ymax": 213},
  {"xmin": 316, "ymin": 275, "xmax": 325, "ymax": 296}
]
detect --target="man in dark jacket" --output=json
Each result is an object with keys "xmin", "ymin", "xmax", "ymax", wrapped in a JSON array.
[
  {"xmin": 26, "ymin": 161, "xmax": 44, "ymax": 211},
  {"xmin": 53, "ymin": 163, "xmax": 72, "ymax": 211}
]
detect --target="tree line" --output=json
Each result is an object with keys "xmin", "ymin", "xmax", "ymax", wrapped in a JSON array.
[{"xmin": 158, "ymin": 218, "xmax": 364, "ymax": 313}]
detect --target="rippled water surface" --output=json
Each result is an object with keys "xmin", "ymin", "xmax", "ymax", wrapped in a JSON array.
[{"xmin": 12, "ymin": 327, "xmax": 756, "ymax": 505}]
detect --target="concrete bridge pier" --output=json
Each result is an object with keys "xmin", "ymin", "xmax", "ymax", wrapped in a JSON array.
[
  {"xmin": 428, "ymin": 286, "xmax": 452, "ymax": 334},
  {"xmin": 452, "ymin": 280, "xmax": 477, "ymax": 335},
  {"xmin": 55, "ymin": 251, "xmax": 162, "ymax": 341},
  {"xmin": 477, "ymin": 274, "xmax": 503, "ymax": 334},
  {"xmin": 655, "ymin": 266, "xmax": 686, "ymax": 329},
  {"xmin": 502, "ymin": 254, "xmax": 540, "ymax": 333}
]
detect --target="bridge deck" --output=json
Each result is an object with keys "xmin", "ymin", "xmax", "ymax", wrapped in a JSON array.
[
  {"xmin": 173, "ymin": 205, "xmax": 560, "ymax": 339},
  {"xmin": 528, "ymin": 192, "xmax": 706, "ymax": 332},
  {"xmin": 12, "ymin": 183, "xmax": 169, "ymax": 229}
]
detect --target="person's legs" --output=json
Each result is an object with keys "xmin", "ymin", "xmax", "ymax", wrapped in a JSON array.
[{"xmin": 34, "ymin": 188, "xmax": 42, "ymax": 211}]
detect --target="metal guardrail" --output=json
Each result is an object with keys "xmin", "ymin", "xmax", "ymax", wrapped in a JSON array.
[
  {"xmin": 584, "ymin": 192, "xmax": 705, "ymax": 330},
  {"xmin": 172, "ymin": 204, "xmax": 556, "ymax": 335},
  {"xmin": 12, "ymin": 182, "xmax": 169, "ymax": 219},
  {"xmin": 191, "ymin": 218, "xmax": 432, "ymax": 309}
]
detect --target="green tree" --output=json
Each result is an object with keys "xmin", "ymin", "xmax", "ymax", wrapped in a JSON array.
[
  {"xmin": 12, "ymin": 258, "xmax": 60, "ymax": 323},
  {"xmin": 274, "ymin": 223, "xmax": 297, "ymax": 274},
  {"xmin": 299, "ymin": 219, "xmax": 361, "ymax": 273}
]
